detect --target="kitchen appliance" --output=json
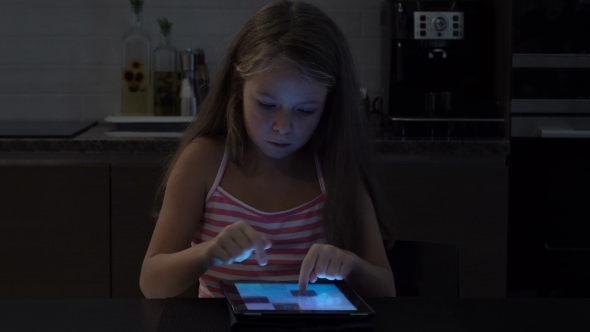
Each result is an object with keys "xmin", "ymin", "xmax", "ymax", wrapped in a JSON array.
[
  {"xmin": 508, "ymin": 0, "xmax": 590, "ymax": 298},
  {"xmin": 380, "ymin": 0, "xmax": 503, "ymax": 137}
]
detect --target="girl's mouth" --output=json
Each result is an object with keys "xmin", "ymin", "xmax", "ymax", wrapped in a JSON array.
[{"xmin": 269, "ymin": 141, "xmax": 291, "ymax": 148}]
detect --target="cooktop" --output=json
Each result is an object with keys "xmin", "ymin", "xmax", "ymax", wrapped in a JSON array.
[{"xmin": 0, "ymin": 121, "xmax": 97, "ymax": 138}]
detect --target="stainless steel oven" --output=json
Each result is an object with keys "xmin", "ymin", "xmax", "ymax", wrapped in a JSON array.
[{"xmin": 508, "ymin": 0, "xmax": 590, "ymax": 298}]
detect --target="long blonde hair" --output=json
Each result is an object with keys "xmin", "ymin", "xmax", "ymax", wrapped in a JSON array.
[{"xmin": 154, "ymin": 0, "xmax": 393, "ymax": 253}]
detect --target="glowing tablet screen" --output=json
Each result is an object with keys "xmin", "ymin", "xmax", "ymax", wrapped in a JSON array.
[{"xmin": 234, "ymin": 283, "xmax": 357, "ymax": 311}]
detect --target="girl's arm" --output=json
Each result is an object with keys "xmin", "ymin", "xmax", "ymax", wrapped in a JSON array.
[
  {"xmin": 139, "ymin": 138, "xmax": 221, "ymax": 299},
  {"xmin": 140, "ymin": 138, "xmax": 271, "ymax": 298},
  {"xmin": 299, "ymin": 187, "xmax": 396, "ymax": 297},
  {"xmin": 345, "ymin": 187, "xmax": 396, "ymax": 296}
]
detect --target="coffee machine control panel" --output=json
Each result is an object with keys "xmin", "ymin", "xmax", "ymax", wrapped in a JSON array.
[{"xmin": 413, "ymin": 12, "xmax": 463, "ymax": 40}]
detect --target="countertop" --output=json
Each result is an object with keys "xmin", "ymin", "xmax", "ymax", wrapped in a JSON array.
[{"xmin": 0, "ymin": 122, "xmax": 509, "ymax": 156}]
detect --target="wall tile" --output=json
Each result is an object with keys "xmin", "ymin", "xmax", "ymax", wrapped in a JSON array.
[
  {"xmin": 359, "ymin": 67, "xmax": 384, "ymax": 93},
  {"xmin": 0, "ymin": 67, "xmax": 119, "ymax": 94},
  {"xmin": 146, "ymin": 9, "xmax": 254, "ymax": 38},
  {"xmin": 349, "ymin": 38, "xmax": 381, "ymax": 69},
  {"xmin": 174, "ymin": 38, "xmax": 223, "ymax": 61},
  {"xmin": 146, "ymin": 0, "xmax": 205, "ymax": 8},
  {"xmin": 324, "ymin": 10, "xmax": 363, "ymax": 38},
  {"xmin": 0, "ymin": 0, "xmax": 384, "ymax": 121},
  {"xmin": 0, "ymin": 9, "xmax": 127, "ymax": 38},
  {"xmin": 188, "ymin": 0, "xmax": 272, "ymax": 10},
  {"xmin": 0, "ymin": 95, "xmax": 81, "ymax": 121},
  {"xmin": 305, "ymin": 0, "xmax": 382, "ymax": 10},
  {"xmin": 363, "ymin": 9, "xmax": 382, "ymax": 38},
  {"xmin": 80, "ymin": 38, "xmax": 120, "ymax": 66},
  {"xmin": 0, "ymin": 0, "xmax": 125, "ymax": 8},
  {"xmin": 0, "ymin": 38, "xmax": 80, "ymax": 65},
  {"xmin": 81, "ymin": 94, "xmax": 119, "ymax": 121}
]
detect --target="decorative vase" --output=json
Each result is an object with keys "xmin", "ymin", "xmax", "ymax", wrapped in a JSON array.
[
  {"xmin": 153, "ymin": 17, "xmax": 178, "ymax": 116},
  {"xmin": 121, "ymin": 0, "xmax": 151, "ymax": 116}
]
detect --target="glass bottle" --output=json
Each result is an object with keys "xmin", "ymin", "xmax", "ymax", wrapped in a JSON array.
[
  {"xmin": 121, "ymin": 0, "xmax": 151, "ymax": 116},
  {"xmin": 195, "ymin": 49, "xmax": 210, "ymax": 108},
  {"xmin": 178, "ymin": 49, "xmax": 197, "ymax": 116},
  {"xmin": 153, "ymin": 17, "xmax": 178, "ymax": 116}
]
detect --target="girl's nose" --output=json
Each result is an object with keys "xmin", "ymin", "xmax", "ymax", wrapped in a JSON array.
[{"xmin": 273, "ymin": 110, "xmax": 292, "ymax": 134}]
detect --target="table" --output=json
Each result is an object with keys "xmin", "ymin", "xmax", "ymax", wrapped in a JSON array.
[
  {"xmin": 0, "ymin": 299, "xmax": 164, "ymax": 332},
  {"xmin": 1, "ymin": 297, "xmax": 588, "ymax": 332}
]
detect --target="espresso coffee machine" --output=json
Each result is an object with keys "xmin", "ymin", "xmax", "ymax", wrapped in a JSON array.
[{"xmin": 380, "ymin": 0, "xmax": 502, "ymax": 137}]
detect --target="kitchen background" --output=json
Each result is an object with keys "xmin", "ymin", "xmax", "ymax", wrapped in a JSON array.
[
  {"xmin": 0, "ymin": 0, "xmax": 513, "ymax": 300},
  {"xmin": 0, "ymin": 0, "xmax": 383, "ymax": 121},
  {"xmin": 4, "ymin": 0, "xmax": 587, "ymax": 301}
]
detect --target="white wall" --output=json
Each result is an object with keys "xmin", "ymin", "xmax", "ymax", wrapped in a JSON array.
[{"xmin": 0, "ymin": 0, "xmax": 383, "ymax": 121}]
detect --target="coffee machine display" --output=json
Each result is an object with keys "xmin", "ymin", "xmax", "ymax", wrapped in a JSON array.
[
  {"xmin": 380, "ymin": 0, "xmax": 503, "ymax": 138},
  {"xmin": 414, "ymin": 11, "xmax": 463, "ymax": 40}
]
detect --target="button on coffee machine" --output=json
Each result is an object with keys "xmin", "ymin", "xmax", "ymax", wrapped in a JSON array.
[{"xmin": 380, "ymin": 0, "xmax": 503, "ymax": 138}]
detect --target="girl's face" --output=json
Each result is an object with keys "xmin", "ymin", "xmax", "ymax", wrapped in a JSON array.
[{"xmin": 242, "ymin": 60, "xmax": 328, "ymax": 160}]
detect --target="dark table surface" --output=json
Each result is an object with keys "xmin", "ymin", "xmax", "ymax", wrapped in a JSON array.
[{"xmin": 1, "ymin": 297, "xmax": 588, "ymax": 332}]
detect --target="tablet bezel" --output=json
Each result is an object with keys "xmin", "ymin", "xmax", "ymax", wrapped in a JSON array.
[{"xmin": 219, "ymin": 280, "xmax": 376, "ymax": 318}]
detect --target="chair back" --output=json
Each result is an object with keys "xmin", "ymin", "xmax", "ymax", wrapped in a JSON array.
[{"xmin": 386, "ymin": 240, "xmax": 459, "ymax": 298}]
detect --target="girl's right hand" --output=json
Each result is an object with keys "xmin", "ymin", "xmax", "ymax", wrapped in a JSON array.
[{"xmin": 204, "ymin": 220, "xmax": 272, "ymax": 267}]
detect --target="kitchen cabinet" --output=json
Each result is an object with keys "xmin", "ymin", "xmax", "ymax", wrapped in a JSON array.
[
  {"xmin": 111, "ymin": 163, "xmax": 196, "ymax": 298},
  {"xmin": 110, "ymin": 164, "xmax": 162, "ymax": 298},
  {"xmin": 0, "ymin": 150, "xmax": 507, "ymax": 299},
  {"xmin": 0, "ymin": 155, "xmax": 196, "ymax": 300},
  {"xmin": 376, "ymin": 154, "xmax": 508, "ymax": 298},
  {"xmin": 0, "ymin": 163, "xmax": 110, "ymax": 299}
]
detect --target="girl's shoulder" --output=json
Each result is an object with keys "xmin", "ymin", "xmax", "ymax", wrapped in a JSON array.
[
  {"xmin": 184, "ymin": 136, "xmax": 225, "ymax": 158},
  {"xmin": 175, "ymin": 136, "xmax": 226, "ymax": 190}
]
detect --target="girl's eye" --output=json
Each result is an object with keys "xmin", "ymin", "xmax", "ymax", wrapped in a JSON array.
[
  {"xmin": 258, "ymin": 101, "xmax": 276, "ymax": 109},
  {"xmin": 297, "ymin": 108, "xmax": 316, "ymax": 115}
]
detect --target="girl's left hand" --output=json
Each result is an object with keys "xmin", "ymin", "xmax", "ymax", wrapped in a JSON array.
[{"xmin": 298, "ymin": 243, "xmax": 358, "ymax": 291}]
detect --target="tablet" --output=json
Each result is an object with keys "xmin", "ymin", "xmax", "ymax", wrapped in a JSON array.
[{"xmin": 219, "ymin": 280, "xmax": 375, "ymax": 319}]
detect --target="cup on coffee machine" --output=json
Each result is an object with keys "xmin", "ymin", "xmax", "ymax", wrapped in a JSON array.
[{"xmin": 424, "ymin": 91, "xmax": 451, "ymax": 118}]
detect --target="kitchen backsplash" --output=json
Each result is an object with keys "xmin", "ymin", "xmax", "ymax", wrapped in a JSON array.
[{"xmin": 0, "ymin": 0, "xmax": 383, "ymax": 121}]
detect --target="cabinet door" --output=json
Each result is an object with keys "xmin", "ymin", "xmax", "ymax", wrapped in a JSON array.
[
  {"xmin": 376, "ymin": 156, "xmax": 508, "ymax": 298},
  {"xmin": 111, "ymin": 164, "xmax": 196, "ymax": 298},
  {"xmin": 0, "ymin": 164, "xmax": 110, "ymax": 299}
]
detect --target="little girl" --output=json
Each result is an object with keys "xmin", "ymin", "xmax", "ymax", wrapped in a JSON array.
[{"xmin": 140, "ymin": 0, "xmax": 396, "ymax": 299}]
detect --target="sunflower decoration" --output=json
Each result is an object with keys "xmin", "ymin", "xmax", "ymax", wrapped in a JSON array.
[
  {"xmin": 134, "ymin": 71, "xmax": 145, "ymax": 84},
  {"xmin": 130, "ymin": 59, "xmax": 143, "ymax": 70},
  {"xmin": 123, "ymin": 69, "xmax": 134, "ymax": 84},
  {"xmin": 123, "ymin": 58, "xmax": 146, "ymax": 92}
]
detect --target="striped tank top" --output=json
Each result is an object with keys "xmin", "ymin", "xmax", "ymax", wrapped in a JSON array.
[{"xmin": 191, "ymin": 150, "xmax": 328, "ymax": 298}]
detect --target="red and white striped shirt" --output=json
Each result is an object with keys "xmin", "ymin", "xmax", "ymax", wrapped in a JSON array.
[{"xmin": 191, "ymin": 150, "xmax": 328, "ymax": 298}]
